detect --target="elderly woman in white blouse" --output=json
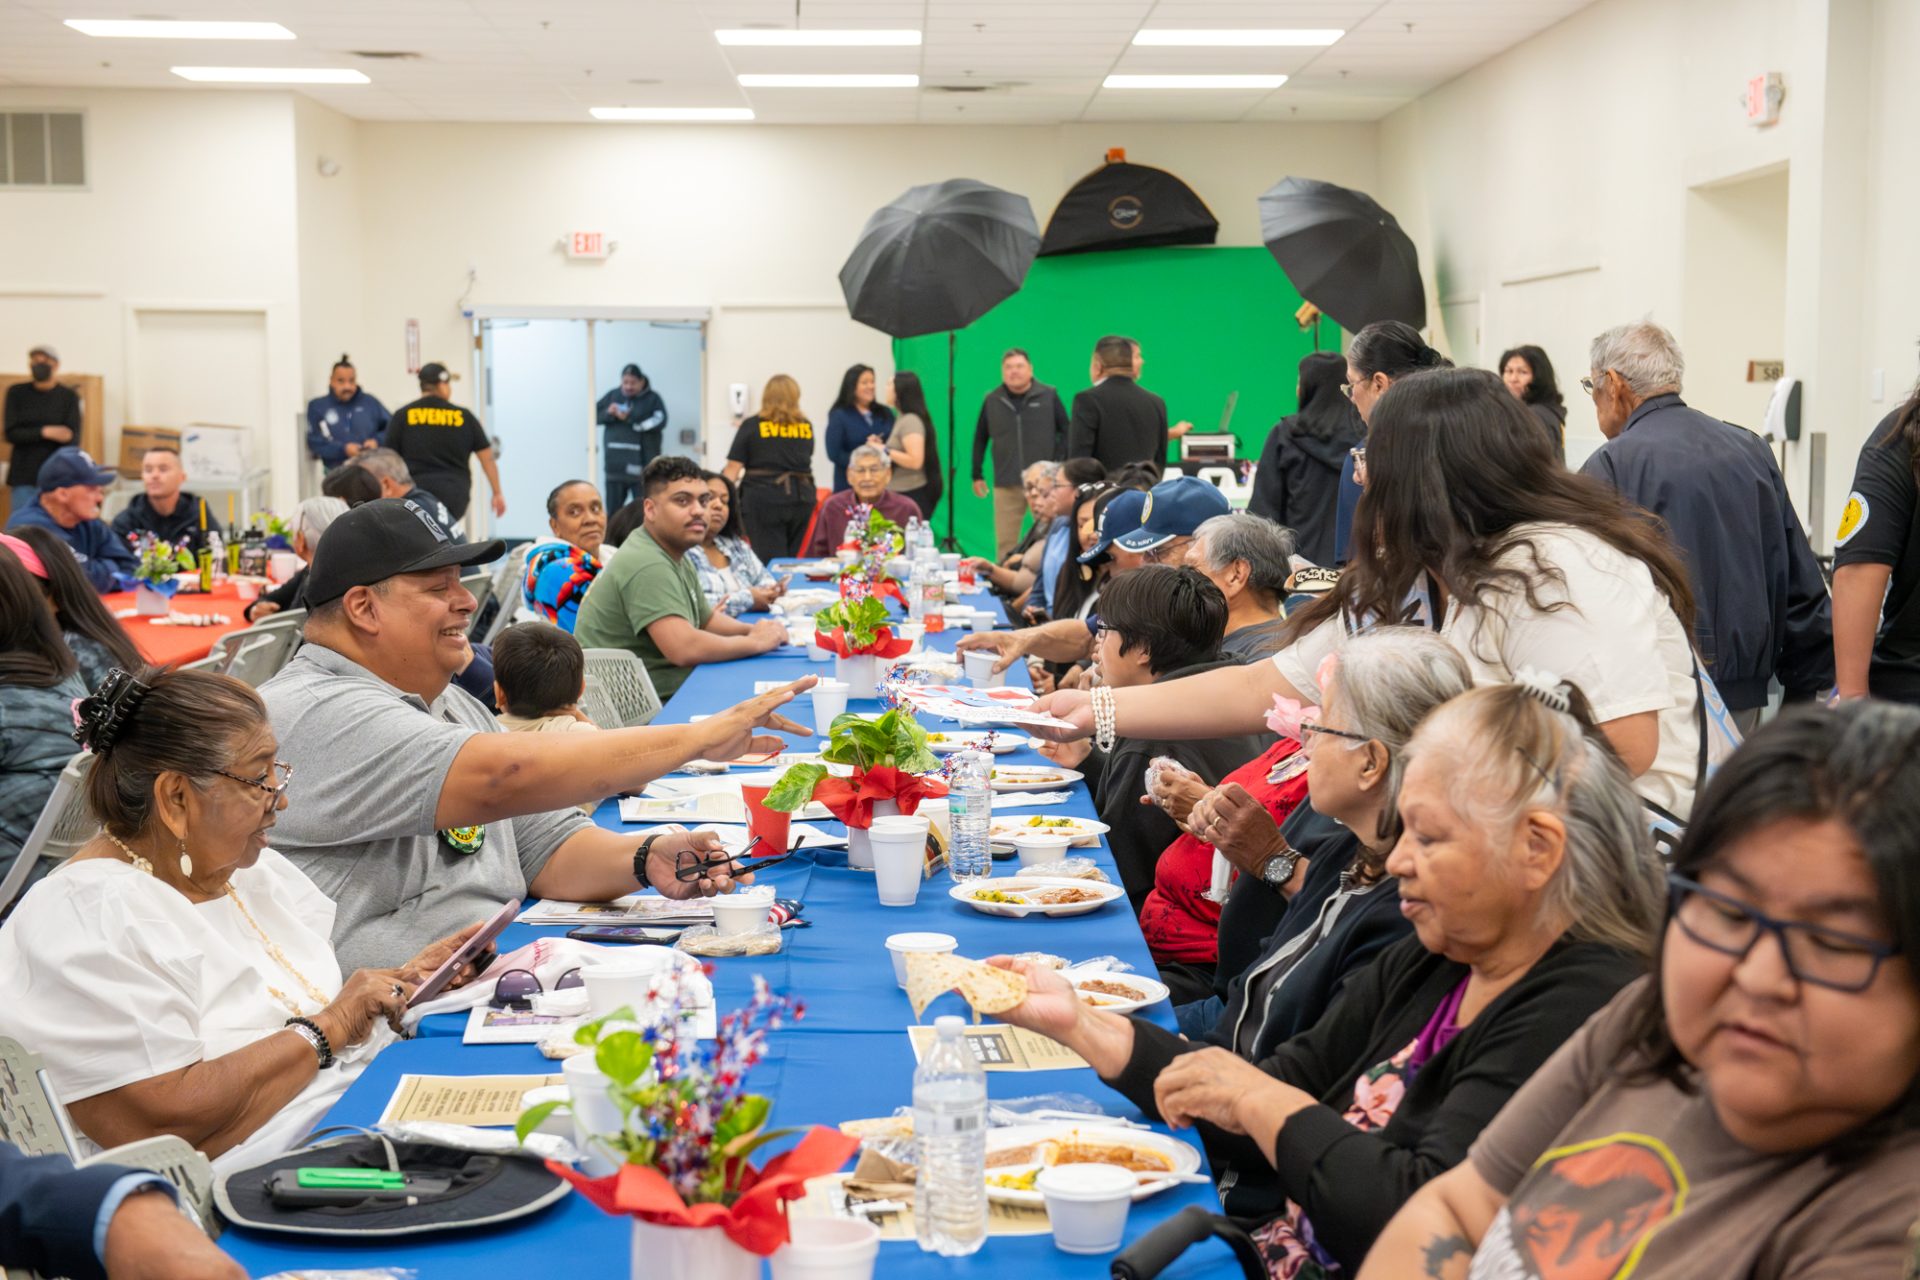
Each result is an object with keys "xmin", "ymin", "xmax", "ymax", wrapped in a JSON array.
[{"xmin": 0, "ymin": 667, "xmax": 482, "ymax": 1172}]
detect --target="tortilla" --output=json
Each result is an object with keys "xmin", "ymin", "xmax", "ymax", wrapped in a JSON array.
[{"xmin": 902, "ymin": 950, "xmax": 1030, "ymax": 1022}]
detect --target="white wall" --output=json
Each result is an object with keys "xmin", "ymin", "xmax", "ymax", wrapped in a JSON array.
[
  {"xmin": 0, "ymin": 88, "xmax": 306, "ymax": 510},
  {"xmin": 1377, "ymin": 0, "xmax": 1899, "ymax": 546},
  {"xmin": 292, "ymin": 97, "xmax": 367, "ymax": 453}
]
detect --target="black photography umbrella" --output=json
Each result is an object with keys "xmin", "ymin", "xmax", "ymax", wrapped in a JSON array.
[
  {"xmin": 1258, "ymin": 177, "xmax": 1426, "ymax": 333},
  {"xmin": 839, "ymin": 178, "xmax": 1040, "ymax": 547}
]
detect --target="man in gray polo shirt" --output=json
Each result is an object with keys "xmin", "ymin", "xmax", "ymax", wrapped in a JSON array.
[{"xmin": 261, "ymin": 498, "xmax": 811, "ymax": 970}]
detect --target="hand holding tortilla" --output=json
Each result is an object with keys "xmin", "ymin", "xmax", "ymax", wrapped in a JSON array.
[{"xmin": 903, "ymin": 950, "xmax": 1030, "ymax": 1021}]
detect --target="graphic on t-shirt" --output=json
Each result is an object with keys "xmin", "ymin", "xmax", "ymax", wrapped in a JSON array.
[
  {"xmin": 1835, "ymin": 492, "xmax": 1868, "ymax": 547},
  {"xmin": 1469, "ymin": 1132, "xmax": 1688, "ymax": 1280}
]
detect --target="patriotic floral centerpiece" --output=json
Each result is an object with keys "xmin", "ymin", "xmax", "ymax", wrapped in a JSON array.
[
  {"xmin": 132, "ymin": 535, "xmax": 195, "ymax": 589},
  {"xmin": 762, "ymin": 705, "xmax": 946, "ymax": 829},
  {"xmin": 517, "ymin": 976, "xmax": 856, "ymax": 1272},
  {"xmin": 836, "ymin": 505, "xmax": 906, "ymax": 606}
]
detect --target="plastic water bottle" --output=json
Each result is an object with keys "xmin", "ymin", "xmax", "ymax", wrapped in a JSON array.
[
  {"xmin": 907, "ymin": 559, "xmax": 928, "ymax": 622},
  {"xmin": 914, "ymin": 1015, "xmax": 987, "ymax": 1256},
  {"xmin": 947, "ymin": 749, "xmax": 992, "ymax": 880}
]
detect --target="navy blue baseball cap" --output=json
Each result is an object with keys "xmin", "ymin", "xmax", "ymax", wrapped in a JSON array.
[
  {"xmin": 37, "ymin": 446, "xmax": 116, "ymax": 492},
  {"xmin": 1114, "ymin": 476, "xmax": 1230, "ymax": 553},
  {"xmin": 1077, "ymin": 488, "xmax": 1147, "ymax": 565}
]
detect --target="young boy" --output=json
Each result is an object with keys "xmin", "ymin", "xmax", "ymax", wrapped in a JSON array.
[{"xmin": 492, "ymin": 622, "xmax": 598, "ymax": 734}]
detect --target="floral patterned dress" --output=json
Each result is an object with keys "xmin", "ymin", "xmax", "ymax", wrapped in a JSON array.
[{"xmin": 1251, "ymin": 978, "xmax": 1470, "ymax": 1279}]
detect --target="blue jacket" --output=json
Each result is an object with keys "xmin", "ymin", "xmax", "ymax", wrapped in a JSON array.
[
  {"xmin": 1581, "ymin": 393, "xmax": 1833, "ymax": 708},
  {"xmin": 5, "ymin": 501, "xmax": 137, "ymax": 591},
  {"xmin": 305, "ymin": 390, "xmax": 390, "ymax": 465},
  {"xmin": 0, "ymin": 1142, "xmax": 164, "ymax": 1280},
  {"xmin": 823, "ymin": 404, "xmax": 894, "ymax": 494}
]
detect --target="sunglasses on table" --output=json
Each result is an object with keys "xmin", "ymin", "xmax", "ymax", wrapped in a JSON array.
[
  {"xmin": 671, "ymin": 835, "xmax": 796, "ymax": 883},
  {"xmin": 491, "ymin": 967, "xmax": 583, "ymax": 1011}
]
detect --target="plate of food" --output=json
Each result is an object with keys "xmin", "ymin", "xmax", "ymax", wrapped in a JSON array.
[
  {"xmin": 989, "ymin": 764, "xmax": 1083, "ymax": 792},
  {"xmin": 924, "ymin": 730, "xmax": 1021, "ymax": 756},
  {"xmin": 988, "ymin": 814, "xmax": 1110, "ymax": 846},
  {"xmin": 983, "ymin": 1124, "xmax": 1202, "ymax": 1205},
  {"xmin": 1065, "ymin": 970, "xmax": 1171, "ymax": 1014},
  {"xmin": 794, "ymin": 560, "xmax": 842, "ymax": 581},
  {"xmin": 950, "ymin": 877, "xmax": 1123, "ymax": 918}
]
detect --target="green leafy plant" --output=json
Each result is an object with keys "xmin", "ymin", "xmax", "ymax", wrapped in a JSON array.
[
  {"xmin": 861, "ymin": 506, "xmax": 903, "ymax": 553},
  {"xmin": 133, "ymin": 537, "xmax": 195, "ymax": 586},
  {"xmin": 810, "ymin": 595, "xmax": 892, "ymax": 651},
  {"xmin": 764, "ymin": 706, "xmax": 937, "ymax": 811}
]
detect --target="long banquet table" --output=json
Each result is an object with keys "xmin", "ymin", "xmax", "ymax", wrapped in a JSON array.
[{"xmin": 219, "ymin": 582, "xmax": 1237, "ymax": 1278}]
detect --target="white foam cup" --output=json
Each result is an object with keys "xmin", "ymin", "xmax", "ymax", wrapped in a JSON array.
[
  {"xmin": 1038, "ymin": 1163, "xmax": 1136, "ymax": 1255},
  {"xmin": 867, "ymin": 814, "xmax": 932, "ymax": 906},
  {"xmin": 885, "ymin": 932, "xmax": 957, "ymax": 987},
  {"xmin": 580, "ymin": 951, "xmax": 677, "ymax": 1020},
  {"xmin": 710, "ymin": 885, "xmax": 775, "ymax": 936},
  {"xmin": 769, "ymin": 1217, "xmax": 881, "ymax": 1280},
  {"xmin": 1012, "ymin": 831, "xmax": 1076, "ymax": 868},
  {"xmin": 963, "ymin": 648, "xmax": 1007, "ymax": 688}
]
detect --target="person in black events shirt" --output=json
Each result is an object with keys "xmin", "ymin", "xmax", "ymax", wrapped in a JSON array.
[
  {"xmin": 385, "ymin": 362, "xmax": 504, "ymax": 524},
  {"xmin": 1832, "ymin": 387, "xmax": 1920, "ymax": 703},
  {"xmin": 4, "ymin": 343, "xmax": 83, "ymax": 509},
  {"xmin": 722, "ymin": 373, "xmax": 817, "ymax": 561}
]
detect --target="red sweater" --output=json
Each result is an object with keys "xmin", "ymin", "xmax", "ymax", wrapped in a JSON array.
[{"xmin": 1139, "ymin": 739, "xmax": 1312, "ymax": 966}]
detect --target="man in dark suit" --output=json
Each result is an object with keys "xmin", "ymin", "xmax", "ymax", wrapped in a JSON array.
[
  {"xmin": 0, "ymin": 1141, "xmax": 241, "ymax": 1279},
  {"xmin": 1064, "ymin": 335, "xmax": 1189, "ymax": 479}
]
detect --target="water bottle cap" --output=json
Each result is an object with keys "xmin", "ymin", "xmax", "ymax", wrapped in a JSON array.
[{"xmin": 934, "ymin": 1015, "xmax": 966, "ymax": 1035}]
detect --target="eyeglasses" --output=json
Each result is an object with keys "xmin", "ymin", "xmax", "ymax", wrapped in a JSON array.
[
  {"xmin": 1667, "ymin": 873, "xmax": 1901, "ymax": 993},
  {"xmin": 1579, "ymin": 373, "xmax": 1604, "ymax": 396},
  {"xmin": 1143, "ymin": 536, "xmax": 1192, "ymax": 565},
  {"xmin": 1300, "ymin": 720, "xmax": 1369, "ymax": 746},
  {"xmin": 1339, "ymin": 383, "xmax": 1354, "ymax": 400},
  {"xmin": 1348, "ymin": 446, "xmax": 1368, "ymax": 484},
  {"xmin": 848, "ymin": 464, "xmax": 889, "ymax": 478},
  {"xmin": 673, "ymin": 836, "xmax": 795, "ymax": 883},
  {"xmin": 491, "ymin": 967, "xmax": 584, "ymax": 1011},
  {"xmin": 213, "ymin": 760, "xmax": 293, "ymax": 801}
]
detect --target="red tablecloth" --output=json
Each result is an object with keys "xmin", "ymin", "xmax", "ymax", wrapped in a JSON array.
[{"xmin": 102, "ymin": 582, "xmax": 255, "ymax": 666}]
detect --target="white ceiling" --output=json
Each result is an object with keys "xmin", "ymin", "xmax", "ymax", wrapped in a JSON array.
[{"xmin": 0, "ymin": 0, "xmax": 1598, "ymax": 124}]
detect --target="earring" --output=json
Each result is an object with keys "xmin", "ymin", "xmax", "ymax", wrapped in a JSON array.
[{"xmin": 177, "ymin": 837, "xmax": 194, "ymax": 879}]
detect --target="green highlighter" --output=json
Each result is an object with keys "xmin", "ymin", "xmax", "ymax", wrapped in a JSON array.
[{"xmin": 296, "ymin": 1168, "xmax": 408, "ymax": 1190}]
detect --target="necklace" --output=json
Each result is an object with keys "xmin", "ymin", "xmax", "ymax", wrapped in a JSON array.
[{"xmin": 107, "ymin": 833, "xmax": 331, "ymax": 1018}]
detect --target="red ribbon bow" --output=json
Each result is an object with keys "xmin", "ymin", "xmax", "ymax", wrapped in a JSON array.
[
  {"xmin": 812, "ymin": 624, "xmax": 912, "ymax": 659},
  {"xmin": 547, "ymin": 1126, "xmax": 859, "ymax": 1256},
  {"xmin": 811, "ymin": 764, "xmax": 949, "ymax": 829}
]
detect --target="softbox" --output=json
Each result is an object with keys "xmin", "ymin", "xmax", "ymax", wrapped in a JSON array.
[{"xmin": 1039, "ymin": 153, "xmax": 1218, "ymax": 256}]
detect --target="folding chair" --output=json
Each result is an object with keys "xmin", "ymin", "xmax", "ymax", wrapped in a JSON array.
[
  {"xmin": 479, "ymin": 542, "xmax": 534, "ymax": 645},
  {"xmin": 1, "ymin": 754, "xmax": 96, "ymax": 916},
  {"xmin": 220, "ymin": 630, "xmax": 292, "ymax": 688},
  {"xmin": 577, "ymin": 673, "xmax": 623, "ymax": 732},
  {"xmin": 581, "ymin": 648, "xmax": 662, "ymax": 727}
]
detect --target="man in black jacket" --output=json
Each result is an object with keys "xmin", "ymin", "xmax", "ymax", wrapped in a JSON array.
[
  {"xmin": 971, "ymin": 348, "xmax": 1068, "ymax": 557},
  {"xmin": 1065, "ymin": 335, "xmax": 1188, "ymax": 481},
  {"xmin": 1580, "ymin": 321, "xmax": 1833, "ymax": 725},
  {"xmin": 110, "ymin": 445, "xmax": 221, "ymax": 553},
  {"xmin": 4, "ymin": 342, "xmax": 82, "ymax": 512},
  {"xmin": 597, "ymin": 363, "xmax": 669, "ymax": 511}
]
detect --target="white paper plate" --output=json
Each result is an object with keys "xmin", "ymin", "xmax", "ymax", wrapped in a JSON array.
[
  {"xmin": 984, "ymin": 1123, "xmax": 1203, "ymax": 1206},
  {"xmin": 988, "ymin": 815, "xmax": 1110, "ymax": 846},
  {"xmin": 924, "ymin": 730, "xmax": 1020, "ymax": 755},
  {"xmin": 989, "ymin": 765, "xmax": 1084, "ymax": 793},
  {"xmin": 949, "ymin": 876, "xmax": 1123, "ymax": 918},
  {"xmin": 1065, "ymin": 969, "xmax": 1171, "ymax": 1015}
]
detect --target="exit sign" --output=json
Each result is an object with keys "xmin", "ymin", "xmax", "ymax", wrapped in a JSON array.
[
  {"xmin": 1744, "ymin": 73, "xmax": 1782, "ymax": 125},
  {"xmin": 566, "ymin": 231, "xmax": 608, "ymax": 259}
]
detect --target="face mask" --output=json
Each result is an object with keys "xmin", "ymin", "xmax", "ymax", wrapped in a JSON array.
[{"xmin": 29, "ymin": 362, "xmax": 52, "ymax": 381}]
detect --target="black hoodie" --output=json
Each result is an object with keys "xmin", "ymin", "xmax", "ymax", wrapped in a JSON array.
[{"xmin": 1248, "ymin": 412, "xmax": 1363, "ymax": 566}]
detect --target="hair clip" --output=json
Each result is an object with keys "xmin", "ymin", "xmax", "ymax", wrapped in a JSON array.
[
  {"xmin": 71, "ymin": 668, "xmax": 151, "ymax": 754},
  {"xmin": 1511, "ymin": 666, "xmax": 1572, "ymax": 716}
]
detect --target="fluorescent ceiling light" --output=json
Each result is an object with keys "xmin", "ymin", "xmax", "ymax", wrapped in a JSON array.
[
  {"xmin": 716, "ymin": 29, "xmax": 920, "ymax": 46},
  {"xmin": 1133, "ymin": 29, "xmax": 1342, "ymax": 47},
  {"xmin": 592, "ymin": 106, "xmax": 754, "ymax": 121},
  {"xmin": 737, "ymin": 73, "xmax": 918, "ymax": 88},
  {"xmin": 67, "ymin": 18, "xmax": 295, "ymax": 39},
  {"xmin": 1104, "ymin": 74, "xmax": 1287, "ymax": 89},
  {"xmin": 171, "ymin": 66, "xmax": 370, "ymax": 84}
]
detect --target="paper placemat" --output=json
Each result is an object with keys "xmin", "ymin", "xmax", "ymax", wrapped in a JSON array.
[
  {"xmin": 378, "ymin": 1073, "xmax": 563, "ymax": 1127},
  {"xmin": 905, "ymin": 1025, "xmax": 1088, "ymax": 1072}
]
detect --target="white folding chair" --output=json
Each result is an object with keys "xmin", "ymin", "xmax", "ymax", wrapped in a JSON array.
[
  {"xmin": 1, "ymin": 754, "xmax": 96, "ymax": 915},
  {"xmin": 581, "ymin": 648, "xmax": 662, "ymax": 727},
  {"xmin": 479, "ymin": 543, "xmax": 534, "ymax": 646},
  {"xmin": 577, "ymin": 673, "xmax": 623, "ymax": 732},
  {"xmin": 461, "ymin": 570, "xmax": 493, "ymax": 633},
  {"xmin": 220, "ymin": 631, "xmax": 291, "ymax": 688}
]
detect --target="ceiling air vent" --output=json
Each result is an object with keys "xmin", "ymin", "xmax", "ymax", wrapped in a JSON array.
[
  {"xmin": 349, "ymin": 50, "xmax": 423, "ymax": 60},
  {"xmin": 0, "ymin": 111, "xmax": 85, "ymax": 188}
]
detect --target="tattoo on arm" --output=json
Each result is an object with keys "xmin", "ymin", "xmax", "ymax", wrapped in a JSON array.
[{"xmin": 1422, "ymin": 1234, "xmax": 1474, "ymax": 1280}]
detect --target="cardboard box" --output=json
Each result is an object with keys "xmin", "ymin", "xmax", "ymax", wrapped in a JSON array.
[{"xmin": 118, "ymin": 426, "xmax": 182, "ymax": 479}]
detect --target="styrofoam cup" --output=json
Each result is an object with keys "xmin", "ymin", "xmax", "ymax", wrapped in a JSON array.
[
  {"xmin": 710, "ymin": 885, "xmax": 775, "ymax": 936},
  {"xmin": 1012, "ymin": 831, "xmax": 1076, "ymax": 868},
  {"xmin": 811, "ymin": 680, "xmax": 850, "ymax": 729},
  {"xmin": 770, "ymin": 1217, "xmax": 881, "ymax": 1280},
  {"xmin": 1038, "ymin": 1163, "xmax": 1136, "ymax": 1255},
  {"xmin": 963, "ymin": 648, "xmax": 1007, "ymax": 688},
  {"xmin": 868, "ymin": 814, "xmax": 931, "ymax": 906},
  {"xmin": 885, "ymin": 932, "xmax": 957, "ymax": 987},
  {"xmin": 562, "ymin": 1054, "xmax": 624, "ymax": 1177},
  {"xmin": 581, "ymin": 951, "xmax": 677, "ymax": 1019},
  {"xmin": 940, "ymin": 552, "xmax": 961, "ymax": 573}
]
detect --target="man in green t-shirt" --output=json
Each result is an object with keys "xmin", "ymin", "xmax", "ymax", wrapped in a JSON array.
[{"xmin": 575, "ymin": 455, "xmax": 788, "ymax": 699}]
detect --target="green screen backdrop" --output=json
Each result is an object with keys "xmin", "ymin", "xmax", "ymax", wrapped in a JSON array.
[{"xmin": 891, "ymin": 245, "xmax": 1322, "ymax": 557}]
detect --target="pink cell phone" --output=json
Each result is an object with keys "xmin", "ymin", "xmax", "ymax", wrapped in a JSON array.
[{"xmin": 407, "ymin": 897, "xmax": 521, "ymax": 1008}]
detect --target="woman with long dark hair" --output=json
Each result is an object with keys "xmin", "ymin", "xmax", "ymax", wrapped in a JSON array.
[
  {"xmin": 1033, "ymin": 367, "xmax": 1710, "ymax": 819},
  {"xmin": 0, "ymin": 543, "xmax": 84, "ymax": 874},
  {"xmin": 1499, "ymin": 342, "xmax": 1568, "ymax": 462},
  {"xmin": 823, "ymin": 364, "xmax": 893, "ymax": 494},
  {"xmin": 1832, "ymin": 378, "xmax": 1920, "ymax": 702},
  {"xmin": 10, "ymin": 525, "xmax": 143, "ymax": 687},
  {"xmin": 883, "ymin": 370, "xmax": 942, "ymax": 520},
  {"xmin": 1249, "ymin": 350, "xmax": 1366, "ymax": 565},
  {"xmin": 690, "ymin": 470, "xmax": 783, "ymax": 616}
]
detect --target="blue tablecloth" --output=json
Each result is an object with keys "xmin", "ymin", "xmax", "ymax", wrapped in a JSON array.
[{"xmin": 220, "ymin": 586, "xmax": 1236, "ymax": 1278}]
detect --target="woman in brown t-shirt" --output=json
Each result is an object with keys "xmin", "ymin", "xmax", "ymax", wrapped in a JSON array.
[{"xmin": 1361, "ymin": 701, "xmax": 1920, "ymax": 1280}]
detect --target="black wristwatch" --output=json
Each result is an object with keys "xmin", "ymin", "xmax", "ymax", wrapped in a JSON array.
[
  {"xmin": 1259, "ymin": 845, "xmax": 1303, "ymax": 889},
  {"xmin": 633, "ymin": 833, "xmax": 666, "ymax": 888}
]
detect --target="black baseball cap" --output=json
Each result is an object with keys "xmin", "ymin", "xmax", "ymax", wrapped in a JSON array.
[
  {"xmin": 418, "ymin": 361, "xmax": 459, "ymax": 387},
  {"xmin": 305, "ymin": 498, "xmax": 503, "ymax": 607}
]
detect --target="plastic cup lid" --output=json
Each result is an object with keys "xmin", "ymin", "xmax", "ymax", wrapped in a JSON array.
[
  {"xmin": 885, "ymin": 931, "xmax": 956, "ymax": 953},
  {"xmin": 1037, "ymin": 1163, "xmax": 1137, "ymax": 1200}
]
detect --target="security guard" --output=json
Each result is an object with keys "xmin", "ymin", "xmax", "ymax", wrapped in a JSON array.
[
  {"xmin": 386, "ymin": 361, "xmax": 504, "ymax": 524},
  {"xmin": 304, "ymin": 353, "xmax": 389, "ymax": 466},
  {"xmin": 596, "ymin": 363, "xmax": 668, "ymax": 511}
]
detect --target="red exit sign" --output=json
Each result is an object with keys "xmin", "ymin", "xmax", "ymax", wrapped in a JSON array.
[{"xmin": 566, "ymin": 231, "xmax": 608, "ymax": 259}]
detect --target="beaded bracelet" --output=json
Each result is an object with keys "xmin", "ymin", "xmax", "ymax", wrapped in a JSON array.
[
  {"xmin": 285, "ymin": 1016, "xmax": 335, "ymax": 1069},
  {"xmin": 1092, "ymin": 684, "xmax": 1118, "ymax": 753}
]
